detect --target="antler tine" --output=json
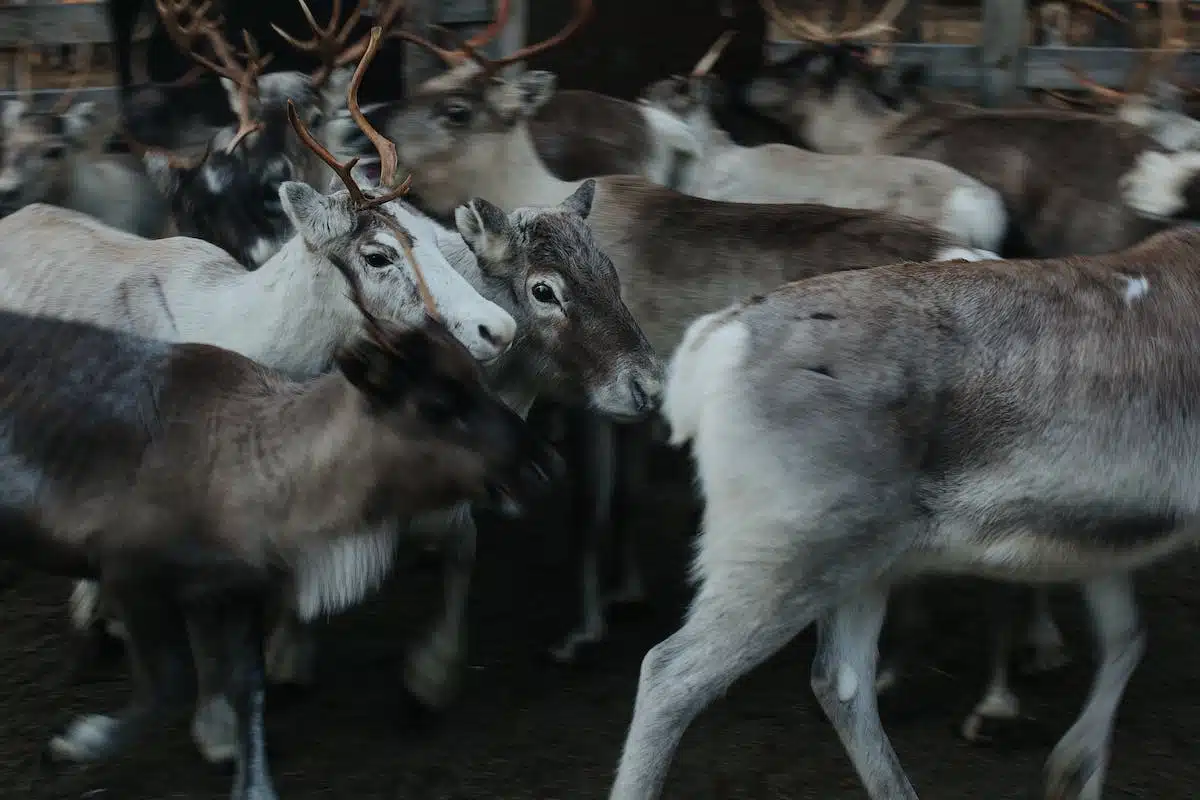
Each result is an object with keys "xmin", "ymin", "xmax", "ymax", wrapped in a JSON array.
[
  {"xmin": 691, "ymin": 30, "xmax": 736, "ymax": 77},
  {"xmin": 224, "ymin": 30, "xmax": 269, "ymax": 153},
  {"xmin": 466, "ymin": 0, "xmax": 594, "ymax": 74},
  {"xmin": 835, "ymin": 0, "xmax": 909, "ymax": 43},
  {"xmin": 347, "ymin": 27, "xmax": 405, "ymax": 197},
  {"xmin": 1068, "ymin": 0, "xmax": 1126, "ymax": 24},
  {"xmin": 389, "ymin": 0, "xmax": 514, "ymax": 68},
  {"xmin": 1064, "ymin": 62, "xmax": 1128, "ymax": 104},
  {"xmin": 760, "ymin": 0, "xmax": 838, "ymax": 45},
  {"xmin": 153, "ymin": 0, "xmax": 233, "ymax": 78},
  {"xmin": 287, "ymin": 99, "xmax": 370, "ymax": 207}
]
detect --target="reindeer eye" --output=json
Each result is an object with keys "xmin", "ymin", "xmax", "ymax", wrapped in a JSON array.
[
  {"xmin": 364, "ymin": 252, "xmax": 392, "ymax": 269},
  {"xmin": 531, "ymin": 282, "xmax": 558, "ymax": 305},
  {"xmin": 44, "ymin": 143, "xmax": 67, "ymax": 160},
  {"xmin": 441, "ymin": 99, "xmax": 473, "ymax": 126}
]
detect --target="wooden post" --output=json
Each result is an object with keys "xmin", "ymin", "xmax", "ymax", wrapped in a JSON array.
[{"xmin": 979, "ymin": 0, "xmax": 1027, "ymax": 107}]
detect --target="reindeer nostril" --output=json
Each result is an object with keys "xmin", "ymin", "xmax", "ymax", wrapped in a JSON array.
[{"xmin": 478, "ymin": 324, "xmax": 499, "ymax": 346}]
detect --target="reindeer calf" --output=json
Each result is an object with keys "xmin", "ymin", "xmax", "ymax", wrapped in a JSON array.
[{"xmin": 0, "ymin": 299, "xmax": 556, "ymax": 800}]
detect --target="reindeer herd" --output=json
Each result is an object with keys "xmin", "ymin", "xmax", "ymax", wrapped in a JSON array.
[{"xmin": 1, "ymin": 0, "xmax": 1200, "ymax": 797}]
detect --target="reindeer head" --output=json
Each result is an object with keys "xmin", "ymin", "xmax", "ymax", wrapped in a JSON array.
[
  {"xmin": 452, "ymin": 182, "xmax": 663, "ymax": 421},
  {"xmin": 372, "ymin": 0, "xmax": 591, "ymax": 217},
  {"xmin": 739, "ymin": 0, "xmax": 924, "ymax": 153},
  {"xmin": 0, "ymin": 96, "xmax": 98, "ymax": 216},
  {"xmin": 146, "ymin": 146, "xmax": 296, "ymax": 268},
  {"xmin": 330, "ymin": 250, "xmax": 561, "ymax": 516}
]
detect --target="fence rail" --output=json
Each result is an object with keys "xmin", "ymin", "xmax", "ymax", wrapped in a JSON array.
[{"xmin": 766, "ymin": 42, "xmax": 1200, "ymax": 91}]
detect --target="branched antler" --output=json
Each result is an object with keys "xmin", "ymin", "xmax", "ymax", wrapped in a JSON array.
[
  {"xmin": 1061, "ymin": 0, "xmax": 1187, "ymax": 107},
  {"xmin": 397, "ymin": 0, "xmax": 592, "ymax": 77},
  {"xmin": 760, "ymin": 0, "xmax": 908, "ymax": 45},
  {"xmin": 272, "ymin": 0, "xmax": 407, "ymax": 89},
  {"xmin": 154, "ymin": 0, "xmax": 270, "ymax": 152}
]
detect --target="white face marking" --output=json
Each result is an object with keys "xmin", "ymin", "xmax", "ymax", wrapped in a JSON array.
[
  {"xmin": 836, "ymin": 664, "xmax": 859, "ymax": 702},
  {"xmin": 376, "ymin": 203, "xmax": 517, "ymax": 362},
  {"xmin": 1120, "ymin": 274, "xmax": 1150, "ymax": 304}
]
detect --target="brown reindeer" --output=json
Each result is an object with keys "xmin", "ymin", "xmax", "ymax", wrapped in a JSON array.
[
  {"xmin": 744, "ymin": 0, "xmax": 1183, "ymax": 258},
  {"xmin": 0, "ymin": 229, "xmax": 558, "ymax": 800}
]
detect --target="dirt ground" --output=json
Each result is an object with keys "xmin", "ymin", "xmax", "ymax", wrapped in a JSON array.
[{"xmin": 1, "ymin": 456, "xmax": 1199, "ymax": 800}]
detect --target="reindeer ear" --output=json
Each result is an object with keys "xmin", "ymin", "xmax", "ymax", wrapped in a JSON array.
[
  {"xmin": 561, "ymin": 179, "xmax": 595, "ymax": 219},
  {"xmin": 455, "ymin": 198, "xmax": 516, "ymax": 272},
  {"xmin": 279, "ymin": 180, "xmax": 355, "ymax": 246},
  {"xmin": 495, "ymin": 70, "xmax": 556, "ymax": 120},
  {"xmin": 1, "ymin": 100, "xmax": 26, "ymax": 132}
]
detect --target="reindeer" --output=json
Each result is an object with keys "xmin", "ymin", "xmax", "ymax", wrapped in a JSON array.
[
  {"xmin": 0, "ymin": 61, "xmax": 169, "ymax": 237},
  {"xmin": 610, "ymin": 223, "xmax": 1200, "ymax": 800},
  {"xmin": 744, "ymin": 0, "xmax": 1200, "ymax": 743},
  {"xmin": 0, "ymin": 29, "xmax": 527, "ymax": 762},
  {"xmin": 745, "ymin": 0, "xmax": 1186, "ymax": 257},
  {"xmin": 1040, "ymin": 1, "xmax": 1200, "ymax": 153},
  {"xmin": 636, "ymin": 35, "xmax": 1007, "ymax": 250},
  {"xmin": 136, "ymin": 0, "xmax": 414, "ymax": 269},
  {"xmin": 0, "ymin": 265, "xmax": 558, "ymax": 800},
  {"xmin": 64, "ymin": 19, "xmax": 661, "ymax": 760},
  {"xmin": 371, "ymin": 0, "xmax": 1005, "ymax": 665}
]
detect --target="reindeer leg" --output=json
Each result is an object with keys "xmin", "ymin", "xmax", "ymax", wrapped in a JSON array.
[
  {"xmin": 262, "ymin": 582, "xmax": 316, "ymax": 690},
  {"xmin": 610, "ymin": 502, "xmax": 912, "ymax": 799},
  {"xmin": 224, "ymin": 593, "xmax": 278, "ymax": 800},
  {"xmin": 549, "ymin": 411, "xmax": 615, "ymax": 664},
  {"xmin": 1044, "ymin": 574, "xmax": 1143, "ymax": 800},
  {"xmin": 401, "ymin": 506, "xmax": 475, "ymax": 717},
  {"xmin": 605, "ymin": 421, "xmax": 648, "ymax": 611},
  {"xmin": 811, "ymin": 586, "xmax": 919, "ymax": 800},
  {"xmin": 961, "ymin": 583, "xmax": 1025, "ymax": 745},
  {"xmin": 1020, "ymin": 587, "xmax": 1071, "ymax": 675},
  {"xmin": 46, "ymin": 580, "xmax": 195, "ymax": 765}
]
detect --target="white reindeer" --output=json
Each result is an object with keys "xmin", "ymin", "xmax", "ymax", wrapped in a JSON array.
[{"xmin": 612, "ymin": 224, "xmax": 1200, "ymax": 799}]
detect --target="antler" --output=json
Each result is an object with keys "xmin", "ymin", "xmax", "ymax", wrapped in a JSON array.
[
  {"xmin": 387, "ymin": 0, "xmax": 514, "ymax": 66},
  {"xmin": 760, "ymin": 0, "xmax": 908, "ymax": 45},
  {"xmin": 397, "ymin": 0, "xmax": 592, "ymax": 76},
  {"xmin": 287, "ymin": 27, "xmax": 438, "ymax": 321},
  {"xmin": 285, "ymin": 27, "xmax": 411, "ymax": 208},
  {"xmin": 124, "ymin": 133, "xmax": 213, "ymax": 171},
  {"xmin": 271, "ymin": 0, "xmax": 407, "ymax": 89},
  {"xmin": 691, "ymin": 30, "xmax": 736, "ymax": 77},
  {"xmin": 1063, "ymin": 0, "xmax": 1187, "ymax": 106}
]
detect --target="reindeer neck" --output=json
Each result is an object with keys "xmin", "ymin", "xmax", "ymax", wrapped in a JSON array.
[
  {"xmin": 488, "ymin": 123, "xmax": 582, "ymax": 208},
  {"xmin": 205, "ymin": 374, "xmax": 411, "ymax": 547},
  {"xmin": 195, "ymin": 236, "xmax": 356, "ymax": 378}
]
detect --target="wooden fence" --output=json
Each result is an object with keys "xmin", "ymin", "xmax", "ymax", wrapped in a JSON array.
[{"xmin": 2, "ymin": 0, "xmax": 1199, "ymax": 109}]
